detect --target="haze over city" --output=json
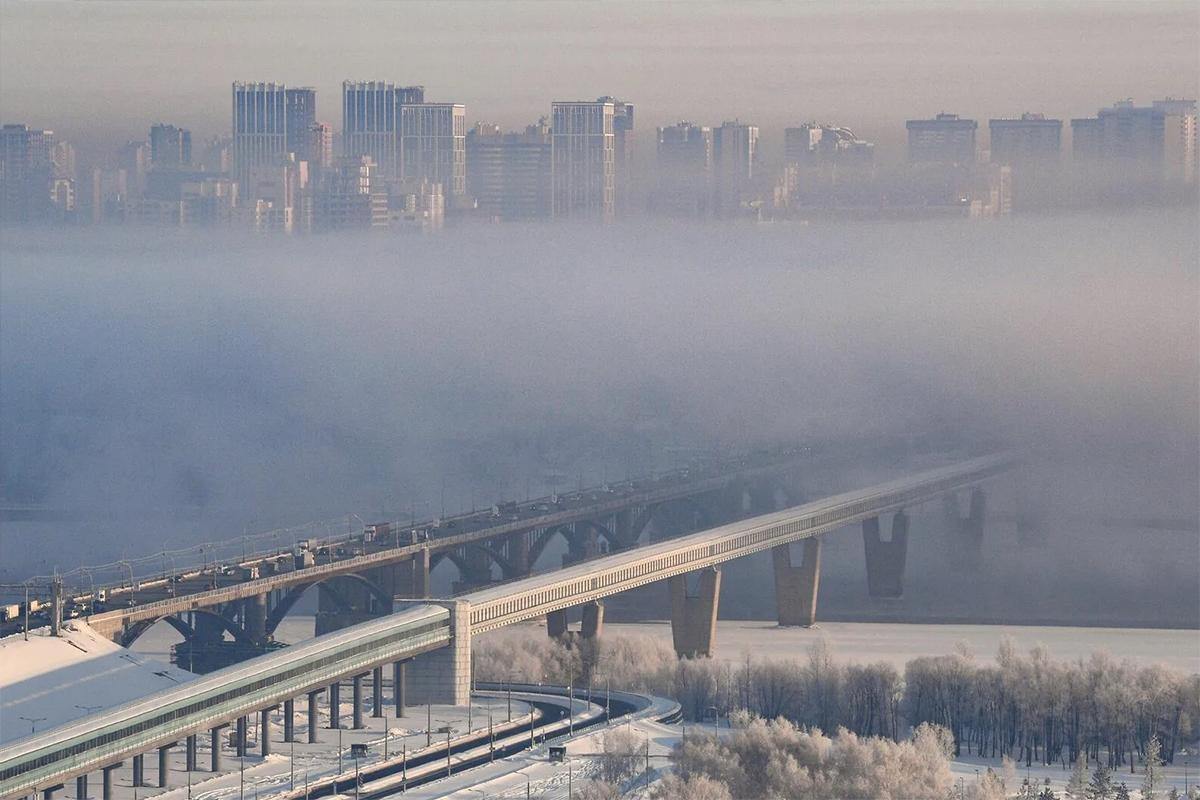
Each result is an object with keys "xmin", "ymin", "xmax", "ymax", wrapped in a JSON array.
[{"xmin": 0, "ymin": 3, "xmax": 1197, "ymax": 800}]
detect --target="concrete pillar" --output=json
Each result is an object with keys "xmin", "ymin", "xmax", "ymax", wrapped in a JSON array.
[
  {"xmin": 772, "ymin": 537, "xmax": 821, "ymax": 627},
  {"xmin": 613, "ymin": 509, "xmax": 633, "ymax": 549},
  {"xmin": 75, "ymin": 775, "xmax": 87, "ymax": 800},
  {"xmin": 158, "ymin": 743, "xmax": 171, "ymax": 787},
  {"xmin": 131, "ymin": 754, "xmax": 144, "ymax": 787},
  {"xmin": 283, "ymin": 698, "xmax": 295, "ymax": 742},
  {"xmin": 352, "ymin": 673, "xmax": 365, "ymax": 729},
  {"xmin": 243, "ymin": 593, "xmax": 268, "ymax": 642},
  {"xmin": 863, "ymin": 512, "xmax": 908, "ymax": 598},
  {"xmin": 404, "ymin": 600, "xmax": 471, "ymax": 705},
  {"xmin": 669, "ymin": 566, "xmax": 722, "ymax": 658},
  {"xmin": 235, "ymin": 715, "xmax": 248, "ymax": 757},
  {"xmin": 42, "ymin": 784, "xmax": 62, "ymax": 800},
  {"xmin": 259, "ymin": 708, "xmax": 271, "ymax": 756},
  {"xmin": 101, "ymin": 765, "xmax": 120, "ymax": 800},
  {"xmin": 186, "ymin": 734, "xmax": 197, "ymax": 771},
  {"xmin": 580, "ymin": 600, "xmax": 604, "ymax": 639},
  {"xmin": 508, "ymin": 530, "xmax": 531, "ymax": 575},
  {"xmin": 210, "ymin": 726, "xmax": 222, "ymax": 771},
  {"xmin": 393, "ymin": 660, "xmax": 407, "ymax": 716},
  {"xmin": 407, "ymin": 548, "xmax": 431, "ymax": 598},
  {"xmin": 307, "ymin": 690, "xmax": 320, "ymax": 743},
  {"xmin": 546, "ymin": 608, "xmax": 568, "ymax": 639},
  {"xmin": 329, "ymin": 681, "xmax": 341, "ymax": 728},
  {"xmin": 372, "ymin": 666, "xmax": 384, "ymax": 717}
]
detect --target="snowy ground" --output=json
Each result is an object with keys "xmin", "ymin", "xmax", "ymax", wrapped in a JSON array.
[
  {"xmin": 596, "ymin": 620, "xmax": 1200, "ymax": 673},
  {"xmin": 0, "ymin": 622, "xmax": 195, "ymax": 745}
]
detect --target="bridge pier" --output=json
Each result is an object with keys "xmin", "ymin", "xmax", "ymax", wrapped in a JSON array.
[
  {"xmin": 669, "ymin": 566, "xmax": 721, "ymax": 658},
  {"xmin": 307, "ymin": 690, "xmax": 320, "ymax": 743},
  {"xmin": 75, "ymin": 775, "xmax": 87, "ymax": 800},
  {"xmin": 283, "ymin": 698, "xmax": 295, "ymax": 742},
  {"xmin": 772, "ymin": 537, "xmax": 821, "ymax": 627},
  {"xmin": 243, "ymin": 593, "xmax": 268, "ymax": 643},
  {"xmin": 581, "ymin": 600, "xmax": 604, "ymax": 639},
  {"xmin": 41, "ymin": 783, "xmax": 63, "ymax": 800},
  {"xmin": 157, "ymin": 743, "xmax": 172, "ymax": 787},
  {"xmin": 546, "ymin": 609, "xmax": 568, "ymax": 639},
  {"xmin": 404, "ymin": 600, "xmax": 471, "ymax": 706},
  {"xmin": 235, "ymin": 716, "xmax": 248, "ymax": 757},
  {"xmin": 209, "ymin": 726, "xmax": 223, "ymax": 771},
  {"xmin": 863, "ymin": 511, "xmax": 909, "ymax": 598},
  {"xmin": 328, "ymin": 681, "xmax": 341, "ymax": 728},
  {"xmin": 131, "ymin": 754, "xmax": 144, "ymax": 787},
  {"xmin": 372, "ymin": 665, "xmax": 384, "ymax": 717},
  {"xmin": 393, "ymin": 660, "xmax": 407, "ymax": 716},
  {"xmin": 259, "ymin": 708, "xmax": 272, "ymax": 756},
  {"xmin": 101, "ymin": 765, "xmax": 120, "ymax": 800},
  {"xmin": 185, "ymin": 734, "xmax": 197, "ymax": 771},
  {"xmin": 352, "ymin": 674, "xmax": 365, "ymax": 729}
]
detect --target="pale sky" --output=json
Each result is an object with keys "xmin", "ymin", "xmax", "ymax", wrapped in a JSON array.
[{"xmin": 1, "ymin": 1, "xmax": 1197, "ymax": 164}]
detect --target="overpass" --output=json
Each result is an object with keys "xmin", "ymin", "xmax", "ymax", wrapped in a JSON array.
[{"xmin": 0, "ymin": 453, "xmax": 1016, "ymax": 800}]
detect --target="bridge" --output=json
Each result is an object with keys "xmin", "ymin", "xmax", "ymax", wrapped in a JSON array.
[
  {"xmin": 11, "ymin": 449, "xmax": 814, "ymax": 666},
  {"xmin": 0, "ymin": 452, "xmax": 1016, "ymax": 800}
]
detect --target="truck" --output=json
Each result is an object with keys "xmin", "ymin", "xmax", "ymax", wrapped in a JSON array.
[{"xmin": 492, "ymin": 501, "xmax": 518, "ymax": 517}]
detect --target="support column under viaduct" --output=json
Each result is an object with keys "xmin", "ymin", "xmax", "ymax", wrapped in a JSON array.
[
  {"xmin": 669, "ymin": 566, "xmax": 721, "ymax": 658},
  {"xmin": 772, "ymin": 537, "xmax": 821, "ymax": 627},
  {"xmin": 862, "ymin": 511, "xmax": 908, "ymax": 598},
  {"xmin": 402, "ymin": 600, "xmax": 471, "ymax": 706}
]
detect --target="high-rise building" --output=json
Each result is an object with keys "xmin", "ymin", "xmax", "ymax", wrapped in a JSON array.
[
  {"xmin": 149, "ymin": 124, "xmax": 192, "ymax": 169},
  {"xmin": 232, "ymin": 82, "xmax": 316, "ymax": 187},
  {"xmin": 712, "ymin": 120, "xmax": 758, "ymax": 217},
  {"xmin": 785, "ymin": 124, "xmax": 875, "ymax": 166},
  {"xmin": 307, "ymin": 122, "xmax": 334, "ymax": 173},
  {"xmin": 1, "ymin": 124, "xmax": 57, "ymax": 221},
  {"xmin": 342, "ymin": 81, "xmax": 425, "ymax": 178},
  {"xmin": 466, "ymin": 119, "xmax": 552, "ymax": 220},
  {"xmin": 1072, "ymin": 98, "xmax": 1196, "ymax": 184},
  {"xmin": 906, "ymin": 113, "xmax": 978, "ymax": 164},
  {"xmin": 602, "ymin": 97, "xmax": 634, "ymax": 212},
  {"xmin": 317, "ymin": 156, "xmax": 389, "ymax": 230},
  {"xmin": 399, "ymin": 103, "xmax": 466, "ymax": 197},
  {"xmin": 551, "ymin": 99, "xmax": 616, "ymax": 221},
  {"xmin": 118, "ymin": 140, "xmax": 150, "ymax": 200},
  {"xmin": 988, "ymin": 114, "xmax": 1061, "ymax": 165},
  {"xmin": 654, "ymin": 121, "xmax": 713, "ymax": 216}
]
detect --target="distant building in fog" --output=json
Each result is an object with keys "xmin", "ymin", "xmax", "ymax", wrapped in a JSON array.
[
  {"xmin": 784, "ymin": 124, "xmax": 874, "ymax": 166},
  {"xmin": 1, "ymin": 124, "xmax": 71, "ymax": 221},
  {"xmin": 988, "ymin": 114, "xmax": 1061, "ymax": 165},
  {"xmin": 1072, "ymin": 98, "xmax": 1197, "ymax": 183},
  {"xmin": 654, "ymin": 121, "xmax": 713, "ymax": 216},
  {"xmin": 551, "ymin": 99, "xmax": 617, "ymax": 221},
  {"xmin": 467, "ymin": 119, "xmax": 552, "ymax": 220},
  {"xmin": 341, "ymin": 81, "xmax": 426, "ymax": 180},
  {"xmin": 149, "ymin": 124, "xmax": 192, "ymax": 169},
  {"xmin": 317, "ymin": 155, "xmax": 389, "ymax": 230},
  {"xmin": 232, "ymin": 82, "xmax": 317, "ymax": 186},
  {"xmin": 712, "ymin": 120, "xmax": 758, "ymax": 217},
  {"xmin": 906, "ymin": 113, "xmax": 977, "ymax": 164}
]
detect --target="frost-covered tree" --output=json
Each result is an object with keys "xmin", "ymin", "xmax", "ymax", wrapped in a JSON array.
[
  {"xmin": 1067, "ymin": 755, "xmax": 1091, "ymax": 800},
  {"xmin": 1090, "ymin": 762, "xmax": 1114, "ymax": 799},
  {"xmin": 1142, "ymin": 736, "xmax": 1163, "ymax": 799},
  {"xmin": 1115, "ymin": 784, "xmax": 1132, "ymax": 800}
]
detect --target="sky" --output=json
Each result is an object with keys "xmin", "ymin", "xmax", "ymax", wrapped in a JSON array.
[{"xmin": 1, "ymin": 1, "xmax": 1197, "ymax": 164}]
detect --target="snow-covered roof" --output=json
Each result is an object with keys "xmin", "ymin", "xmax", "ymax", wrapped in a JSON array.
[{"xmin": 0, "ymin": 622, "xmax": 195, "ymax": 745}]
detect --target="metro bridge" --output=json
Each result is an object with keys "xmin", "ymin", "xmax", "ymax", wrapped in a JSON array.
[{"xmin": 0, "ymin": 452, "xmax": 1017, "ymax": 800}]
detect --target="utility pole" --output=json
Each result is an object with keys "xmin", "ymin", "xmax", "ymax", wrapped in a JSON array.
[{"xmin": 426, "ymin": 703, "xmax": 432, "ymax": 747}]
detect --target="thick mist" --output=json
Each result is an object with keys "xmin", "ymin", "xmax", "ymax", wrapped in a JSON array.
[{"xmin": 1, "ymin": 211, "xmax": 1197, "ymax": 623}]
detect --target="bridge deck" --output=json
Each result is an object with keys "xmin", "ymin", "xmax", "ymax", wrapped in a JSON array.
[{"xmin": 464, "ymin": 453, "xmax": 1016, "ymax": 633}]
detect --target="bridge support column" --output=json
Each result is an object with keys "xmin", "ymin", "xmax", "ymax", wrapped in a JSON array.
[
  {"xmin": 158, "ymin": 743, "xmax": 172, "ymax": 787},
  {"xmin": 372, "ymin": 666, "xmax": 384, "ymax": 717},
  {"xmin": 42, "ymin": 784, "xmax": 63, "ymax": 800},
  {"xmin": 259, "ymin": 708, "xmax": 272, "ymax": 756},
  {"xmin": 401, "ymin": 548, "xmax": 430, "ymax": 598},
  {"xmin": 235, "ymin": 716, "xmax": 248, "ymax": 757},
  {"xmin": 772, "ymin": 537, "xmax": 821, "ymax": 627},
  {"xmin": 131, "ymin": 754, "xmax": 144, "ymax": 787},
  {"xmin": 581, "ymin": 600, "xmax": 604, "ymax": 640},
  {"xmin": 393, "ymin": 660, "xmax": 407, "ymax": 716},
  {"xmin": 405, "ymin": 600, "xmax": 471, "ymax": 706},
  {"xmin": 613, "ymin": 510, "xmax": 633, "ymax": 549},
  {"xmin": 210, "ymin": 726, "xmax": 223, "ymax": 771},
  {"xmin": 101, "ymin": 765, "xmax": 120, "ymax": 800},
  {"xmin": 863, "ymin": 512, "xmax": 908, "ymax": 598},
  {"xmin": 546, "ymin": 609, "xmax": 568, "ymax": 639},
  {"xmin": 669, "ymin": 566, "xmax": 721, "ymax": 658},
  {"xmin": 75, "ymin": 775, "xmax": 87, "ymax": 800},
  {"xmin": 185, "ymin": 734, "xmax": 197, "ymax": 771},
  {"xmin": 328, "ymin": 682, "xmax": 341, "ymax": 729},
  {"xmin": 283, "ymin": 698, "xmax": 295, "ymax": 742},
  {"xmin": 307, "ymin": 690, "xmax": 320, "ymax": 743},
  {"xmin": 352, "ymin": 673, "xmax": 365, "ymax": 729},
  {"xmin": 945, "ymin": 489, "xmax": 987, "ymax": 563},
  {"xmin": 508, "ymin": 531, "xmax": 531, "ymax": 576},
  {"xmin": 243, "ymin": 593, "xmax": 268, "ymax": 643}
]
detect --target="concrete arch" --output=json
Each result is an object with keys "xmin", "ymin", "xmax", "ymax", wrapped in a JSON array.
[
  {"xmin": 119, "ymin": 608, "xmax": 249, "ymax": 648},
  {"xmin": 265, "ymin": 574, "xmax": 388, "ymax": 635},
  {"xmin": 527, "ymin": 524, "xmax": 575, "ymax": 566},
  {"xmin": 465, "ymin": 542, "xmax": 516, "ymax": 578}
]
